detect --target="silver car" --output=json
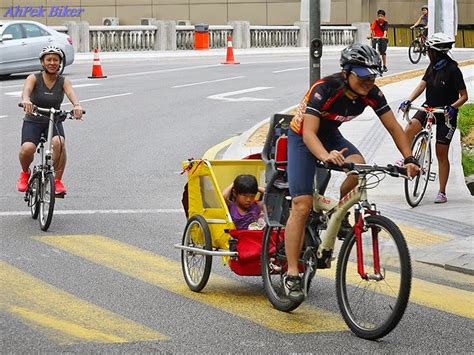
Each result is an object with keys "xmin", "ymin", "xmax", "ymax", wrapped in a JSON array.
[{"xmin": 0, "ymin": 20, "xmax": 75, "ymax": 76}]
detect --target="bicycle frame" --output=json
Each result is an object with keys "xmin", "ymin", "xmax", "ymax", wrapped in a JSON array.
[
  {"xmin": 312, "ymin": 171, "xmax": 378, "ymax": 280},
  {"xmin": 38, "ymin": 108, "xmax": 58, "ymax": 173}
]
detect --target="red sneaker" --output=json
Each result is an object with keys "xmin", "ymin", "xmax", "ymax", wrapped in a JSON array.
[
  {"xmin": 55, "ymin": 179, "xmax": 67, "ymax": 194},
  {"xmin": 16, "ymin": 170, "xmax": 31, "ymax": 192}
]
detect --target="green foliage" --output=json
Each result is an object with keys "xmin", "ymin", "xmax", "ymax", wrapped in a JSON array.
[
  {"xmin": 458, "ymin": 103, "xmax": 474, "ymax": 138},
  {"xmin": 462, "ymin": 152, "xmax": 474, "ymax": 177}
]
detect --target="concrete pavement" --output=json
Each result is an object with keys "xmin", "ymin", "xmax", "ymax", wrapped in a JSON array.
[{"xmin": 222, "ymin": 64, "xmax": 474, "ymax": 275}]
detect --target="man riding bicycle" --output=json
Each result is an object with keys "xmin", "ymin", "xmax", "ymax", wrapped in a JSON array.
[
  {"xmin": 284, "ymin": 44, "xmax": 420, "ymax": 302},
  {"xmin": 17, "ymin": 46, "xmax": 83, "ymax": 195},
  {"xmin": 411, "ymin": 5, "xmax": 428, "ymax": 37}
]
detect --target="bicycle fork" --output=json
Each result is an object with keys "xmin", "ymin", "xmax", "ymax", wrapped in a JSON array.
[{"xmin": 354, "ymin": 208, "xmax": 383, "ymax": 281}]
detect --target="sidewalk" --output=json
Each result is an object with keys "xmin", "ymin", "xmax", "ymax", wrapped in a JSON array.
[{"xmin": 222, "ymin": 65, "xmax": 474, "ymax": 275}]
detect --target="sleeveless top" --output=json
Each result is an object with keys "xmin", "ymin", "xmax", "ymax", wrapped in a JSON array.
[{"xmin": 24, "ymin": 73, "xmax": 65, "ymax": 122}]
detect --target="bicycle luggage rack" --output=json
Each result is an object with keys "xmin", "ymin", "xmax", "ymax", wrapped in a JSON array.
[{"xmin": 174, "ymin": 244, "xmax": 238, "ymax": 257}]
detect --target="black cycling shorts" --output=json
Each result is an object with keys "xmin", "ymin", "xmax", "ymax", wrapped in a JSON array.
[
  {"xmin": 413, "ymin": 111, "xmax": 457, "ymax": 145},
  {"xmin": 371, "ymin": 38, "xmax": 387, "ymax": 55},
  {"xmin": 21, "ymin": 120, "xmax": 65, "ymax": 146}
]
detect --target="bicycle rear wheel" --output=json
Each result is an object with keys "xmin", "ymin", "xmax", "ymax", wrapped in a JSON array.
[
  {"xmin": 336, "ymin": 215, "xmax": 411, "ymax": 340},
  {"xmin": 39, "ymin": 172, "xmax": 55, "ymax": 231},
  {"xmin": 405, "ymin": 131, "xmax": 432, "ymax": 207},
  {"xmin": 29, "ymin": 174, "xmax": 40, "ymax": 219},
  {"xmin": 261, "ymin": 225, "xmax": 303, "ymax": 312},
  {"xmin": 408, "ymin": 40, "xmax": 423, "ymax": 64},
  {"xmin": 181, "ymin": 215, "xmax": 212, "ymax": 292}
]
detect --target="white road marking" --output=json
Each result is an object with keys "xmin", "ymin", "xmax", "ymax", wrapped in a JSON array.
[
  {"xmin": 272, "ymin": 67, "xmax": 308, "ymax": 73},
  {"xmin": 0, "ymin": 115, "xmax": 8, "ymax": 118},
  {"xmin": 0, "ymin": 208, "xmax": 182, "ymax": 217},
  {"xmin": 172, "ymin": 76, "xmax": 244, "ymax": 88},
  {"xmin": 61, "ymin": 92, "xmax": 132, "ymax": 106},
  {"xmin": 4, "ymin": 84, "xmax": 101, "ymax": 98},
  {"xmin": 207, "ymin": 87, "xmax": 273, "ymax": 102}
]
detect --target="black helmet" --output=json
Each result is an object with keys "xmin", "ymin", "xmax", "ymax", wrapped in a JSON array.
[{"xmin": 340, "ymin": 44, "xmax": 382, "ymax": 75}]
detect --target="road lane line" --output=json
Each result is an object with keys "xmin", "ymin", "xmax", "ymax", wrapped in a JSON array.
[
  {"xmin": 398, "ymin": 224, "xmax": 452, "ymax": 246},
  {"xmin": 208, "ymin": 87, "xmax": 273, "ymax": 102},
  {"xmin": 61, "ymin": 93, "xmax": 132, "ymax": 106},
  {"xmin": 0, "ymin": 208, "xmax": 182, "ymax": 217},
  {"xmin": 0, "ymin": 115, "xmax": 7, "ymax": 118},
  {"xmin": 172, "ymin": 76, "xmax": 245, "ymax": 88},
  {"xmin": 0, "ymin": 261, "xmax": 169, "ymax": 345},
  {"xmin": 272, "ymin": 67, "xmax": 308, "ymax": 73},
  {"xmin": 4, "ymin": 84, "xmax": 101, "ymax": 98},
  {"xmin": 318, "ymin": 264, "xmax": 474, "ymax": 319},
  {"xmin": 36, "ymin": 235, "xmax": 347, "ymax": 333}
]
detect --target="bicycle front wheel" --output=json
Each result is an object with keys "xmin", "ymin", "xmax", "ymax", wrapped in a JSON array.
[
  {"xmin": 38, "ymin": 173, "xmax": 55, "ymax": 231},
  {"xmin": 336, "ymin": 215, "xmax": 411, "ymax": 340},
  {"xmin": 405, "ymin": 131, "xmax": 432, "ymax": 207},
  {"xmin": 408, "ymin": 40, "xmax": 423, "ymax": 64},
  {"xmin": 261, "ymin": 226, "xmax": 303, "ymax": 312}
]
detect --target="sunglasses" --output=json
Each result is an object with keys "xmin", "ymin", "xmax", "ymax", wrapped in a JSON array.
[{"xmin": 350, "ymin": 71, "xmax": 377, "ymax": 81}]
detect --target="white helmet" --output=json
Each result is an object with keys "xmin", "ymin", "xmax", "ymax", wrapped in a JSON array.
[
  {"xmin": 39, "ymin": 45, "xmax": 63, "ymax": 61},
  {"xmin": 425, "ymin": 32, "xmax": 455, "ymax": 52}
]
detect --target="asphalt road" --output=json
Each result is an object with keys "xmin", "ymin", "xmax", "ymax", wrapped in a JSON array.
[{"xmin": 1, "ymin": 49, "xmax": 473, "ymax": 352}]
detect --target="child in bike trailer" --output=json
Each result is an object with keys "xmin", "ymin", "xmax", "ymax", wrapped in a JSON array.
[
  {"xmin": 398, "ymin": 33, "xmax": 468, "ymax": 204},
  {"xmin": 17, "ymin": 46, "xmax": 83, "ymax": 195},
  {"xmin": 222, "ymin": 174, "xmax": 265, "ymax": 230},
  {"xmin": 284, "ymin": 44, "xmax": 420, "ymax": 303},
  {"xmin": 369, "ymin": 9, "xmax": 389, "ymax": 72},
  {"xmin": 411, "ymin": 5, "xmax": 428, "ymax": 36}
]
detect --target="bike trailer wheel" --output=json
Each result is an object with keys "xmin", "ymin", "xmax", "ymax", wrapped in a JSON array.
[{"xmin": 181, "ymin": 215, "xmax": 212, "ymax": 292}]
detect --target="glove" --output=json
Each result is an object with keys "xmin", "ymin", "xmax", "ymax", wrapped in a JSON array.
[
  {"xmin": 404, "ymin": 155, "xmax": 420, "ymax": 167},
  {"xmin": 444, "ymin": 105, "xmax": 457, "ymax": 121},
  {"xmin": 398, "ymin": 99, "xmax": 411, "ymax": 112}
]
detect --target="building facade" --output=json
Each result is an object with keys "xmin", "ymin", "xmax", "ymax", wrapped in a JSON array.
[{"xmin": 1, "ymin": 0, "xmax": 473, "ymax": 26}]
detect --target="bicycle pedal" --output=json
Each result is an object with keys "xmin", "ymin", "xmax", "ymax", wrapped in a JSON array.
[
  {"xmin": 55, "ymin": 192, "xmax": 66, "ymax": 198},
  {"xmin": 428, "ymin": 172, "xmax": 436, "ymax": 182}
]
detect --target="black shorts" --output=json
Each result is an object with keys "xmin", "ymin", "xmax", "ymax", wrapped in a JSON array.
[
  {"xmin": 413, "ymin": 111, "xmax": 457, "ymax": 145},
  {"xmin": 371, "ymin": 38, "xmax": 387, "ymax": 55},
  {"xmin": 21, "ymin": 120, "xmax": 65, "ymax": 146}
]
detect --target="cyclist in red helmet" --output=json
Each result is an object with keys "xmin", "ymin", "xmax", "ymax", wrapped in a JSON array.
[
  {"xmin": 283, "ymin": 44, "xmax": 419, "ymax": 303},
  {"xmin": 17, "ymin": 46, "xmax": 83, "ymax": 195}
]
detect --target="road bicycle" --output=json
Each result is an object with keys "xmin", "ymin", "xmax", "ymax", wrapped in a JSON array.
[
  {"xmin": 261, "ymin": 158, "xmax": 412, "ymax": 340},
  {"xmin": 19, "ymin": 103, "xmax": 84, "ymax": 231},
  {"xmin": 403, "ymin": 105, "xmax": 448, "ymax": 207},
  {"xmin": 408, "ymin": 26, "xmax": 427, "ymax": 64}
]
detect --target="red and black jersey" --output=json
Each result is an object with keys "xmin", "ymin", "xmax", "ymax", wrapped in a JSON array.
[{"xmin": 290, "ymin": 73, "xmax": 391, "ymax": 136}]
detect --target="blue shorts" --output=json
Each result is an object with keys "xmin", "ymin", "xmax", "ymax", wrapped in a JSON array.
[{"xmin": 287, "ymin": 129, "xmax": 361, "ymax": 197}]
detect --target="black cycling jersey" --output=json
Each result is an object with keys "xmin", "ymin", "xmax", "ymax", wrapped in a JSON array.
[
  {"xmin": 422, "ymin": 59, "xmax": 466, "ymax": 107},
  {"xmin": 290, "ymin": 73, "xmax": 391, "ymax": 136}
]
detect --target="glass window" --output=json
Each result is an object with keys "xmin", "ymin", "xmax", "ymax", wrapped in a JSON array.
[
  {"xmin": 22, "ymin": 24, "xmax": 49, "ymax": 38},
  {"xmin": 3, "ymin": 24, "xmax": 24, "ymax": 40}
]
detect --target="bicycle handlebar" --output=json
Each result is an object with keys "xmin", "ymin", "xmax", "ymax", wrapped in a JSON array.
[
  {"xmin": 402, "ymin": 104, "xmax": 451, "ymax": 129},
  {"xmin": 18, "ymin": 103, "xmax": 86, "ymax": 119},
  {"xmin": 323, "ymin": 162, "xmax": 408, "ymax": 179}
]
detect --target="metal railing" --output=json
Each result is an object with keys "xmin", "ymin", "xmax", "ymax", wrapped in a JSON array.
[
  {"xmin": 321, "ymin": 26, "xmax": 356, "ymax": 46},
  {"xmin": 250, "ymin": 26, "xmax": 299, "ymax": 47},
  {"xmin": 89, "ymin": 25, "xmax": 156, "ymax": 51}
]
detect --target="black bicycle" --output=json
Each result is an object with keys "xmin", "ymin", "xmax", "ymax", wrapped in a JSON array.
[
  {"xmin": 408, "ymin": 26, "xmax": 428, "ymax": 64},
  {"xmin": 19, "ymin": 104, "xmax": 84, "ymax": 231}
]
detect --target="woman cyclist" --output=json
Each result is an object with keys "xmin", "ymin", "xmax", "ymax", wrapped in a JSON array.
[
  {"xmin": 17, "ymin": 46, "xmax": 83, "ymax": 195},
  {"xmin": 284, "ymin": 44, "xmax": 420, "ymax": 302},
  {"xmin": 411, "ymin": 5, "xmax": 429, "ymax": 36},
  {"xmin": 399, "ymin": 33, "xmax": 468, "ymax": 203}
]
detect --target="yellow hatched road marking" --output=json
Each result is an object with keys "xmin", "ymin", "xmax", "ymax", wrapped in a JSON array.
[
  {"xmin": 398, "ymin": 224, "xmax": 452, "ymax": 247},
  {"xmin": 318, "ymin": 264, "xmax": 474, "ymax": 319},
  {"xmin": 0, "ymin": 261, "xmax": 168, "ymax": 345},
  {"xmin": 36, "ymin": 235, "xmax": 347, "ymax": 334}
]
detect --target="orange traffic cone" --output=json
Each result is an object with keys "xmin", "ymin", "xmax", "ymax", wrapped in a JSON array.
[
  {"xmin": 222, "ymin": 36, "xmax": 239, "ymax": 65},
  {"xmin": 88, "ymin": 49, "xmax": 107, "ymax": 79}
]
